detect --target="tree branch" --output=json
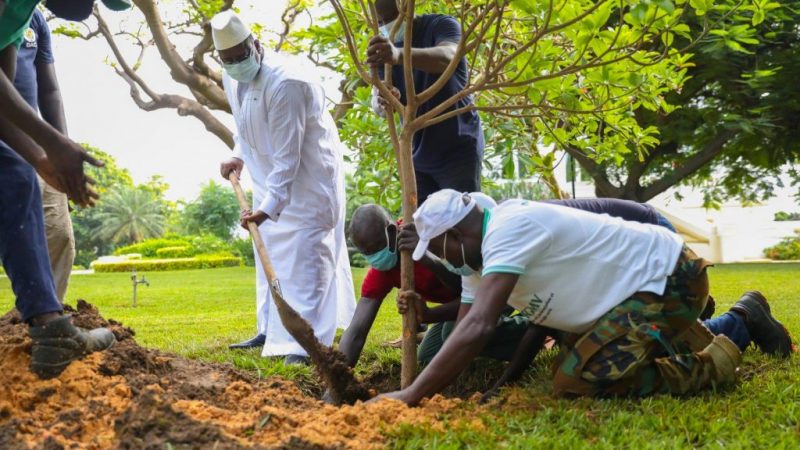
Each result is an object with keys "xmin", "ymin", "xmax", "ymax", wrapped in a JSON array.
[
  {"xmin": 638, "ymin": 128, "xmax": 736, "ymax": 201},
  {"xmin": 132, "ymin": 0, "xmax": 230, "ymax": 112}
]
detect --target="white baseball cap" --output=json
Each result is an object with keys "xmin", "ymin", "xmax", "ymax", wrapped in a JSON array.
[
  {"xmin": 210, "ymin": 10, "xmax": 251, "ymax": 51},
  {"xmin": 469, "ymin": 192, "xmax": 497, "ymax": 210},
  {"xmin": 412, "ymin": 189, "xmax": 478, "ymax": 261}
]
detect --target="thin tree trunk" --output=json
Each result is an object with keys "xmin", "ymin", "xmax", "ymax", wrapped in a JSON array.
[{"xmin": 397, "ymin": 134, "xmax": 419, "ymax": 389}]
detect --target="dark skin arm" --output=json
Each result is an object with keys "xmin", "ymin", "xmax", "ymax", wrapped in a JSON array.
[
  {"xmin": 366, "ymin": 36, "xmax": 457, "ymax": 74},
  {"xmin": 36, "ymin": 62, "xmax": 68, "ymax": 135},
  {"xmin": 479, "ymin": 324, "xmax": 551, "ymax": 403},
  {"xmin": 0, "ymin": 45, "xmax": 101, "ymax": 207},
  {"xmin": 374, "ymin": 273, "xmax": 520, "ymax": 406},
  {"xmin": 338, "ymin": 297, "xmax": 382, "ymax": 367},
  {"xmin": 398, "ymin": 223, "xmax": 461, "ymax": 294},
  {"xmin": 397, "ymin": 291, "xmax": 460, "ymax": 324}
]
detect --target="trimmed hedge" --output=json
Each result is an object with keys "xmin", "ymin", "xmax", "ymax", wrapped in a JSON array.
[
  {"xmin": 114, "ymin": 238, "xmax": 190, "ymax": 258},
  {"xmin": 764, "ymin": 231, "xmax": 800, "ymax": 260},
  {"xmin": 92, "ymin": 255, "xmax": 242, "ymax": 273},
  {"xmin": 155, "ymin": 246, "xmax": 193, "ymax": 258}
]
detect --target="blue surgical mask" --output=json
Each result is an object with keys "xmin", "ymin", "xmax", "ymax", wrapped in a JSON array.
[
  {"xmin": 365, "ymin": 225, "xmax": 398, "ymax": 271},
  {"xmin": 379, "ymin": 18, "xmax": 405, "ymax": 42},
  {"xmin": 223, "ymin": 48, "xmax": 261, "ymax": 83},
  {"xmin": 442, "ymin": 232, "xmax": 477, "ymax": 277}
]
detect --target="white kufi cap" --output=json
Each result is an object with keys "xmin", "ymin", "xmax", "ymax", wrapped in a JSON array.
[
  {"xmin": 210, "ymin": 10, "xmax": 251, "ymax": 51},
  {"xmin": 411, "ymin": 189, "xmax": 477, "ymax": 261}
]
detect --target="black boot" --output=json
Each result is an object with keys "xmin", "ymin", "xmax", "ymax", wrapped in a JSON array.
[
  {"xmin": 730, "ymin": 291, "xmax": 793, "ymax": 358},
  {"xmin": 228, "ymin": 333, "xmax": 266, "ymax": 349},
  {"xmin": 283, "ymin": 354, "xmax": 310, "ymax": 365},
  {"xmin": 28, "ymin": 314, "xmax": 116, "ymax": 379}
]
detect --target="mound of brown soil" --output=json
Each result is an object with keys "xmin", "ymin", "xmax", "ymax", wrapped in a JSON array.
[{"xmin": 0, "ymin": 301, "xmax": 465, "ymax": 449}]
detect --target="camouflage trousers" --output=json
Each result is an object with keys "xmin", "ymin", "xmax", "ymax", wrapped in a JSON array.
[{"xmin": 553, "ymin": 246, "xmax": 720, "ymax": 397}]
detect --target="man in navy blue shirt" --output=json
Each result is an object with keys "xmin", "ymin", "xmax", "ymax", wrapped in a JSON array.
[
  {"xmin": 0, "ymin": 1, "xmax": 131, "ymax": 380},
  {"xmin": 367, "ymin": 0, "xmax": 483, "ymax": 204},
  {"xmin": 4, "ymin": 9, "xmax": 76, "ymax": 302}
]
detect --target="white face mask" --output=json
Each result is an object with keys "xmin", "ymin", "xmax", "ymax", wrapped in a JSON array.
[
  {"xmin": 442, "ymin": 232, "xmax": 477, "ymax": 277},
  {"xmin": 223, "ymin": 46, "xmax": 261, "ymax": 83},
  {"xmin": 379, "ymin": 18, "xmax": 405, "ymax": 42}
]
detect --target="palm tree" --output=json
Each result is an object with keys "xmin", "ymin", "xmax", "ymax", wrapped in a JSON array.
[{"xmin": 93, "ymin": 186, "xmax": 166, "ymax": 245}]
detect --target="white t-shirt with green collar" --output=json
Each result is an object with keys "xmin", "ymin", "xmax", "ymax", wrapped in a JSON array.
[{"xmin": 462, "ymin": 199, "xmax": 684, "ymax": 334}]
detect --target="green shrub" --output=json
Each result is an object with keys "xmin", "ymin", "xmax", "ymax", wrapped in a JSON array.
[
  {"xmin": 764, "ymin": 232, "xmax": 800, "ymax": 260},
  {"xmin": 113, "ymin": 234, "xmax": 237, "ymax": 259},
  {"xmin": 231, "ymin": 238, "xmax": 256, "ymax": 266},
  {"xmin": 186, "ymin": 234, "xmax": 232, "ymax": 255},
  {"xmin": 92, "ymin": 255, "xmax": 242, "ymax": 272},
  {"xmin": 350, "ymin": 250, "xmax": 368, "ymax": 268},
  {"xmin": 774, "ymin": 211, "xmax": 800, "ymax": 221},
  {"xmin": 155, "ymin": 246, "xmax": 193, "ymax": 258},
  {"xmin": 114, "ymin": 237, "xmax": 189, "ymax": 257}
]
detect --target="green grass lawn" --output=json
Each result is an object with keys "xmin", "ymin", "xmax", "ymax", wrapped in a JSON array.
[{"xmin": 2, "ymin": 263, "xmax": 799, "ymax": 448}]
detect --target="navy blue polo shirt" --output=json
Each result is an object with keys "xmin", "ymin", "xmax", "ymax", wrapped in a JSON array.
[
  {"xmin": 14, "ymin": 8, "xmax": 54, "ymax": 109},
  {"xmin": 385, "ymin": 14, "xmax": 483, "ymax": 173},
  {"xmin": 544, "ymin": 198, "xmax": 661, "ymax": 225},
  {"xmin": 0, "ymin": 8, "xmax": 53, "ymax": 156}
]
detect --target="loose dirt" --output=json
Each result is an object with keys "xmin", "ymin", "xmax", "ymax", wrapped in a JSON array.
[{"xmin": 0, "ymin": 301, "xmax": 471, "ymax": 449}]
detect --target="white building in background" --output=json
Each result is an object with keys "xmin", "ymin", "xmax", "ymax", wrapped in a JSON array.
[{"xmin": 550, "ymin": 155, "xmax": 800, "ymax": 263}]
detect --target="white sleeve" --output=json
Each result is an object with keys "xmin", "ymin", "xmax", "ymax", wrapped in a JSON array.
[
  {"xmin": 256, "ymin": 81, "xmax": 306, "ymax": 221},
  {"xmin": 370, "ymin": 85, "xmax": 385, "ymax": 117},
  {"xmin": 231, "ymin": 135, "xmax": 245, "ymax": 160},
  {"xmin": 482, "ymin": 214, "xmax": 551, "ymax": 276},
  {"xmin": 460, "ymin": 274, "xmax": 481, "ymax": 304}
]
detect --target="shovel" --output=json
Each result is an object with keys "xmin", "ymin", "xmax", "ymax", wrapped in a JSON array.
[{"xmin": 227, "ymin": 172, "xmax": 369, "ymax": 405}]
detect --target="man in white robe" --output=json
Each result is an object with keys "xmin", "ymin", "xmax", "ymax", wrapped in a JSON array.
[{"xmin": 212, "ymin": 10, "xmax": 355, "ymax": 364}]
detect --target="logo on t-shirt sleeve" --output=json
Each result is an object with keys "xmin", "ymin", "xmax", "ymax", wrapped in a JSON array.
[
  {"xmin": 520, "ymin": 292, "xmax": 554, "ymax": 325},
  {"xmin": 23, "ymin": 27, "xmax": 37, "ymax": 48}
]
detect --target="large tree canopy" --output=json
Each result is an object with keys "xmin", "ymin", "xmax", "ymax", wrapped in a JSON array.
[
  {"xmin": 53, "ymin": 0, "xmax": 795, "ymax": 208},
  {"xmin": 569, "ymin": 0, "xmax": 800, "ymax": 205}
]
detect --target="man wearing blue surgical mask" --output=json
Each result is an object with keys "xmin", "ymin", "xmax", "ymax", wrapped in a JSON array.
[
  {"xmin": 213, "ymin": 11, "xmax": 356, "ymax": 365},
  {"xmin": 338, "ymin": 203, "xmax": 462, "ymax": 370},
  {"xmin": 366, "ymin": 0, "xmax": 484, "ymax": 206}
]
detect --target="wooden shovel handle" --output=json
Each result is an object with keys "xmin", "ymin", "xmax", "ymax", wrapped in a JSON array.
[{"xmin": 228, "ymin": 172, "xmax": 279, "ymax": 285}]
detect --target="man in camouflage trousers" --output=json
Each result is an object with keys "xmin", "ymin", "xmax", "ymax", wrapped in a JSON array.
[
  {"xmin": 375, "ymin": 191, "xmax": 746, "ymax": 405},
  {"xmin": 553, "ymin": 246, "xmax": 732, "ymax": 396}
]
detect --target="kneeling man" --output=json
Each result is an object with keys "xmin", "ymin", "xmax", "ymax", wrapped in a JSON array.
[{"xmin": 380, "ymin": 190, "xmax": 742, "ymax": 403}]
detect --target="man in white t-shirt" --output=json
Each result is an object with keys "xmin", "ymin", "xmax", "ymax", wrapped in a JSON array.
[{"xmin": 376, "ymin": 189, "xmax": 742, "ymax": 404}]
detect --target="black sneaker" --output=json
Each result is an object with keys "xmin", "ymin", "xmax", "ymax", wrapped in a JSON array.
[
  {"xmin": 28, "ymin": 314, "xmax": 116, "ymax": 379},
  {"xmin": 730, "ymin": 291, "xmax": 794, "ymax": 358}
]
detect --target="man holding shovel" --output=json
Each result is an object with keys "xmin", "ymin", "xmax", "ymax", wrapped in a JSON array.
[{"xmin": 213, "ymin": 10, "xmax": 356, "ymax": 364}]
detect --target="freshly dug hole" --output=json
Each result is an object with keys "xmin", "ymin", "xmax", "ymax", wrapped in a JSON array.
[{"xmin": 0, "ymin": 300, "xmax": 468, "ymax": 449}]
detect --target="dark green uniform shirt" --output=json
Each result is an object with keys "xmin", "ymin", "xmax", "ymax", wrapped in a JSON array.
[{"xmin": 0, "ymin": 0, "xmax": 39, "ymax": 49}]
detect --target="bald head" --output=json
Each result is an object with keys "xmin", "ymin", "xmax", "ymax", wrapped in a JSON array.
[
  {"xmin": 375, "ymin": 0, "xmax": 399, "ymax": 25},
  {"xmin": 349, "ymin": 204, "xmax": 395, "ymax": 255}
]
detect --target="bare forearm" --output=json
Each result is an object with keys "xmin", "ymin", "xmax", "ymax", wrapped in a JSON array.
[
  {"xmin": 339, "ymin": 298, "xmax": 382, "ymax": 367},
  {"xmin": 403, "ymin": 317, "xmax": 494, "ymax": 403},
  {"xmin": 0, "ymin": 71, "xmax": 64, "ymax": 152},
  {"xmin": 37, "ymin": 64, "xmax": 68, "ymax": 136},
  {"xmin": 423, "ymin": 301, "xmax": 459, "ymax": 324},
  {"xmin": 0, "ymin": 114, "xmax": 47, "ymax": 167},
  {"xmin": 402, "ymin": 46, "xmax": 456, "ymax": 74},
  {"xmin": 39, "ymin": 92, "xmax": 68, "ymax": 136}
]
